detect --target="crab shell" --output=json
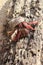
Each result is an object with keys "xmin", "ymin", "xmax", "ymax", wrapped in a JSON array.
[
  {"xmin": 9, "ymin": 16, "xmax": 38, "ymax": 28},
  {"xmin": 8, "ymin": 16, "xmax": 29, "ymax": 28}
]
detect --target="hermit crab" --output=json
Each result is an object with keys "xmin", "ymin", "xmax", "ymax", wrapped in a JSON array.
[{"xmin": 7, "ymin": 17, "xmax": 38, "ymax": 42}]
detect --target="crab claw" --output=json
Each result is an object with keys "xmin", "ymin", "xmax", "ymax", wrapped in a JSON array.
[{"xmin": 11, "ymin": 30, "xmax": 18, "ymax": 41}]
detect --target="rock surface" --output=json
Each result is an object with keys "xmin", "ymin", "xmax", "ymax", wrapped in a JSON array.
[{"xmin": 0, "ymin": 0, "xmax": 43, "ymax": 65}]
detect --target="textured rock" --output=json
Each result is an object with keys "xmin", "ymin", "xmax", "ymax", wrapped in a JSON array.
[{"xmin": 0, "ymin": 0, "xmax": 43, "ymax": 65}]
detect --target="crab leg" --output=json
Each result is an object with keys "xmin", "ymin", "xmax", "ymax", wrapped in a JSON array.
[
  {"xmin": 14, "ymin": 29, "xmax": 29, "ymax": 41},
  {"xmin": 16, "ymin": 30, "xmax": 21, "ymax": 41},
  {"xmin": 23, "ymin": 21, "xmax": 38, "ymax": 25},
  {"xmin": 28, "ymin": 21, "xmax": 38, "ymax": 25},
  {"xmin": 22, "ymin": 22, "xmax": 35, "ymax": 30}
]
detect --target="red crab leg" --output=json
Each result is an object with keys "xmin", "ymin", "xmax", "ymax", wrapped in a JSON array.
[
  {"xmin": 28, "ymin": 21, "xmax": 38, "ymax": 25},
  {"xmin": 15, "ymin": 29, "xmax": 29, "ymax": 41},
  {"xmin": 16, "ymin": 31, "xmax": 21, "ymax": 40},
  {"xmin": 22, "ymin": 22, "xmax": 35, "ymax": 30},
  {"xmin": 23, "ymin": 21, "xmax": 38, "ymax": 25}
]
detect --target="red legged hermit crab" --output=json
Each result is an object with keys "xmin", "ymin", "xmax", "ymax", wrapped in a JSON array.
[
  {"xmin": 9, "ymin": 22, "xmax": 38, "ymax": 42},
  {"xmin": 8, "ymin": 18, "xmax": 38, "ymax": 42}
]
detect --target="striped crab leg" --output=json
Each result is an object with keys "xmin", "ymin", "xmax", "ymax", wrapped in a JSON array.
[
  {"xmin": 22, "ymin": 21, "xmax": 38, "ymax": 30},
  {"xmin": 22, "ymin": 22, "xmax": 35, "ymax": 30},
  {"xmin": 27, "ymin": 21, "xmax": 38, "ymax": 25}
]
